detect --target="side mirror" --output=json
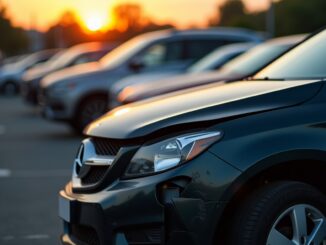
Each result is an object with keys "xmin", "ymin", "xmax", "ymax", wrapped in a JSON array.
[{"xmin": 129, "ymin": 59, "xmax": 144, "ymax": 72}]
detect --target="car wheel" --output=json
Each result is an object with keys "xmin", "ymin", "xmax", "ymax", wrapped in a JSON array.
[
  {"xmin": 72, "ymin": 95, "xmax": 108, "ymax": 133},
  {"xmin": 2, "ymin": 81, "xmax": 18, "ymax": 96},
  {"xmin": 226, "ymin": 181, "xmax": 326, "ymax": 245}
]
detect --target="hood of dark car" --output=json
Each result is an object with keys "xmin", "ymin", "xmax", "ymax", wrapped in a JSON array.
[
  {"xmin": 120, "ymin": 70, "xmax": 240, "ymax": 103},
  {"xmin": 85, "ymin": 80, "xmax": 323, "ymax": 139}
]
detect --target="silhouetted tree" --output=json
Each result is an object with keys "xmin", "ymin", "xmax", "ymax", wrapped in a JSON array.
[
  {"xmin": 45, "ymin": 11, "xmax": 87, "ymax": 48},
  {"xmin": 109, "ymin": 3, "xmax": 174, "ymax": 42},
  {"xmin": 44, "ymin": 3, "xmax": 175, "ymax": 48},
  {"xmin": 210, "ymin": 0, "xmax": 326, "ymax": 36},
  {"xmin": 112, "ymin": 4, "xmax": 145, "ymax": 32},
  {"xmin": 0, "ymin": 2, "xmax": 29, "ymax": 56}
]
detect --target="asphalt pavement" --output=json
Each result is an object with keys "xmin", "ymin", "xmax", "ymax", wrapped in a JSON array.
[{"xmin": 0, "ymin": 96, "xmax": 82, "ymax": 245}]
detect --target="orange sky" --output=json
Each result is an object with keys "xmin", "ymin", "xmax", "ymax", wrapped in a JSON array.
[{"xmin": 2, "ymin": 0, "xmax": 271, "ymax": 31}]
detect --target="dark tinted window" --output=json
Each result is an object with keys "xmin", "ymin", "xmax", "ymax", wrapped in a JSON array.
[
  {"xmin": 140, "ymin": 40, "xmax": 184, "ymax": 68},
  {"xmin": 185, "ymin": 39, "xmax": 224, "ymax": 61},
  {"xmin": 72, "ymin": 51, "xmax": 108, "ymax": 66}
]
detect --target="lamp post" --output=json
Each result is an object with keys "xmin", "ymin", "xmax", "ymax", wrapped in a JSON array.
[{"xmin": 266, "ymin": 0, "xmax": 275, "ymax": 37}]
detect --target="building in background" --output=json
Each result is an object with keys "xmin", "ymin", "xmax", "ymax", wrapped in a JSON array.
[{"xmin": 27, "ymin": 30, "xmax": 45, "ymax": 52}]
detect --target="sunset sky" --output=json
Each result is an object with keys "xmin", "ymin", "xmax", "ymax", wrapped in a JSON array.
[{"xmin": 2, "ymin": 0, "xmax": 271, "ymax": 32}]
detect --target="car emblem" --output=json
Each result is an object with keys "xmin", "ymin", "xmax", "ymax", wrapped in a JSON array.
[
  {"xmin": 75, "ymin": 144, "xmax": 84, "ymax": 168},
  {"xmin": 72, "ymin": 139, "xmax": 115, "ymax": 187}
]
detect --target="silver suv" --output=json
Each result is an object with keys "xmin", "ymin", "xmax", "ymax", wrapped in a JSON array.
[{"xmin": 40, "ymin": 28, "xmax": 263, "ymax": 132}]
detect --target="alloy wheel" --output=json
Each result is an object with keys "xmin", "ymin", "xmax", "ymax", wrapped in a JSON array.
[
  {"xmin": 80, "ymin": 98, "xmax": 107, "ymax": 126},
  {"xmin": 3, "ymin": 82, "xmax": 17, "ymax": 96},
  {"xmin": 267, "ymin": 204, "xmax": 326, "ymax": 245}
]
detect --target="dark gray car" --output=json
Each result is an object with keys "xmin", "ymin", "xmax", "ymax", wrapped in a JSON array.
[{"xmin": 39, "ymin": 28, "xmax": 263, "ymax": 132}]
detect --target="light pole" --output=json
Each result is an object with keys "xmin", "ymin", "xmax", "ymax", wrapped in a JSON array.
[{"xmin": 266, "ymin": 0, "xmax": 275, "ymax": 37}]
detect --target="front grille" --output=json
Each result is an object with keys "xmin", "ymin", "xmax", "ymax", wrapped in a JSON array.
[
  {"xmin": 124, "ymin": 227, "xmax": 163, "ymax": 245},
  {"xmin": 92, "ymin": 137, "xmax": 125, "ymax": 156},
  {"xmin": 81, "ymin": 166, "xmax": 108, "ymax": 185},
  {"xmin": 70, "ymin": 224, "xmax": 100, "ymax": 245}
]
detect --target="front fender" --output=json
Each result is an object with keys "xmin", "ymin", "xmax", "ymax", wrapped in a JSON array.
[{"xmin": 209, "ymin": 103, "xmax": 326, "ymax": 172}]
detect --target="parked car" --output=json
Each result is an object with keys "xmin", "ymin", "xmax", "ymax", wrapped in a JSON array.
[
  {"xmin": 59, "ymin": 28, "xmax": 326, "ymax": 245},
  {"xmin": 39, "ymin": 28, "xmax": 263, "ymax": 132},
  {"xmin": 1, "ymin": 54, "xmax": 29, "ymax": 66},
  {"xmin": 0, "ymin": 49, "xmax": 59, "ymax": 95},
  {"xmin": 110, "ymin": 42, "xmax": 257, "ymax": 97},
  {"xmin": 21, "ymin": 42, "xmax": 117, "ymax": 104},
  {"xmin": 114, "ymin": 34, "xmax": 305, "ymax": 107}
]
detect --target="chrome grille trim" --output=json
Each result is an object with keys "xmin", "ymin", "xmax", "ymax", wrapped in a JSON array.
[{"xmin": 72, "ymin": 138, "xmax": 115, "ymax": 188}]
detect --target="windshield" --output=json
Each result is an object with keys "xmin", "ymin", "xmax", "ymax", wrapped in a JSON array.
[
  {"xmin": 100, "ymin": 34, "xmax": 157, "ymax": 69},
  {"xmin": 187, "ymin": 47, "xmax": 233, "ymax": 73},
  {"xmin": 254, "ymin": 30, "xmax": 326, "ymax": 79},
  {"xmin": 45, "ymin": 49, "xmax": 82, "ymax": 70},
  {"xmin": 9, "ymin": 53, "xmax": 40, "ymax": 69},
  {"xmin": 220, "ymin": 43, "xmax": 291, "ymax": 76}
]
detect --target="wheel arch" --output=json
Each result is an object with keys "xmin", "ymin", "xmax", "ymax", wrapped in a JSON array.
[
  {"xmin": 74, "ymin": 90, "xmax": 109, "ymax": 118},
  {"xmin": 213, "ymin": 149, "xmax": 326, "ymax": 243},
  {"xmin": 1, "ymin": 78, "xmax": 19, "ymax": 88}
]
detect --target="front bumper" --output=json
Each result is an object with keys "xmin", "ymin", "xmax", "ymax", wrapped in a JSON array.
[
  {"xmin": 39, "ymin": 88, "xmax": 76, "ymax": 121},
  {"xmin": 59, "ymin": 152, "xmax": 242, "ymax": 245},
  {"xmin": 21, "ymin": 79, "xmax": 40, "ymax": 105}
]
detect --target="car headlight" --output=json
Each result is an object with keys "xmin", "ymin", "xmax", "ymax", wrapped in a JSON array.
[{"xmin": 124, "ymin": 131, "xmax": 222, "ymax": 178}]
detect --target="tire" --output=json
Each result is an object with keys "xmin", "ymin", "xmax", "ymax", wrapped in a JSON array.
[
  {"xmin": 226, "ymin": 181, "xmax": 326, "ymax": 245},
  {"xmin": 2, "ymin": 81, "xmax": 18, "ymax": 96},
  {"xmin": 71, "ymin": 95, "xmax": 108, "ymax": 134}
]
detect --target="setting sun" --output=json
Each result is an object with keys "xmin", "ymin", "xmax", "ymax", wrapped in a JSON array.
[{"xmin": 85, "ymin": 15, "xmax": 104, "ymax": 32}]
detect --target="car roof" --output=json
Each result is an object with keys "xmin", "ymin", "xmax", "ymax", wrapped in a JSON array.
[
  {"xmin": 138, "ymin": 27, "xmax": 264, "ymax": 41},
  {"xmin": 68, "ymin": 42, "xmax": 117, "ymax": 53},
  {"xmin": 265, "ymin": 34, "xmax": 307, "ymax": 46}
]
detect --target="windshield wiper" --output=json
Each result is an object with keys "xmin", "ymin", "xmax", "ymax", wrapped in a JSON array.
[{"xmin": 248, "ymin": 77, "xmax": 285, "ymax": 81}]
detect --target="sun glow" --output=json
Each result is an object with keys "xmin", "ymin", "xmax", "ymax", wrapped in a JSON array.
[{"xmin": 85, "ymin": 15, "xmax": 105, "ymax": 32}]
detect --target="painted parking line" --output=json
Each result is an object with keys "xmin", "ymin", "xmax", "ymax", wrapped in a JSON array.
[
  {"xmin": 0, "ymin": 169, "xmax": 11, "ymax": 178},
  {"xmin": 1, "ymin": 234, "xmax": 50, "ymax": 241},
  {"xmin": 23, "ymin": 234, "xmax": 50, "ymax": 240},
  {"xmin": 1, "ymin": 235, "xmax": 14, "ymax": 241},
  {"xmin": 13, "ymin": 169, "xmax": 71, "ymax": 178},
  {"xmin": 0, "ymin": 169, "xmax": 70, "ymax": 178},
  {"xmin": 0, "ymin": 125, "xmax": 6, "ymax": 135}
]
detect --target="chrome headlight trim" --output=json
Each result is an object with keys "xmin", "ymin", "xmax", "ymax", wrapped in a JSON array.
[{"xmin": 124, "ymin": 131, "xmax": 223, "ymax": 178}]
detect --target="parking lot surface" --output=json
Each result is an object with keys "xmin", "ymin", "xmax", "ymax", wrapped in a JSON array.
[{"xmin": 0, "ymin": 96, "xmax": 82, "ymax": 245}]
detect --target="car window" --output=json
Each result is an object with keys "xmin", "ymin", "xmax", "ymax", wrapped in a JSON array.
[
  {"xmin": 189, "ymin": 50, "xmax": 244, "ymax": 73},
  {"xmin": 185, "ymin": 39, "xmax": 225, "ymax": 61},
  {"xmin": 23, "ymin": 58, "xmax": 48, "ymax": 71},
  {"xmin": 220, "ymin": 44, "xmax": 290, "ymax": 76},
  {"xmin": 100, "ymin": 35, "xmax": 161, "ymax": 69},
  {"xmin": 215, "ymin": 52, "xmax": 243, "ymax": 68},
  {"xmin": 72, "ymin": 51, "xmax": 107, "ymax": 66},
  {"xmin": 254, "ymin": 30, "xmax": 326, "ymax": 79},
  {"xmin": 140, "ymin": 40, "xmax": 184, "ymax": 68}
]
